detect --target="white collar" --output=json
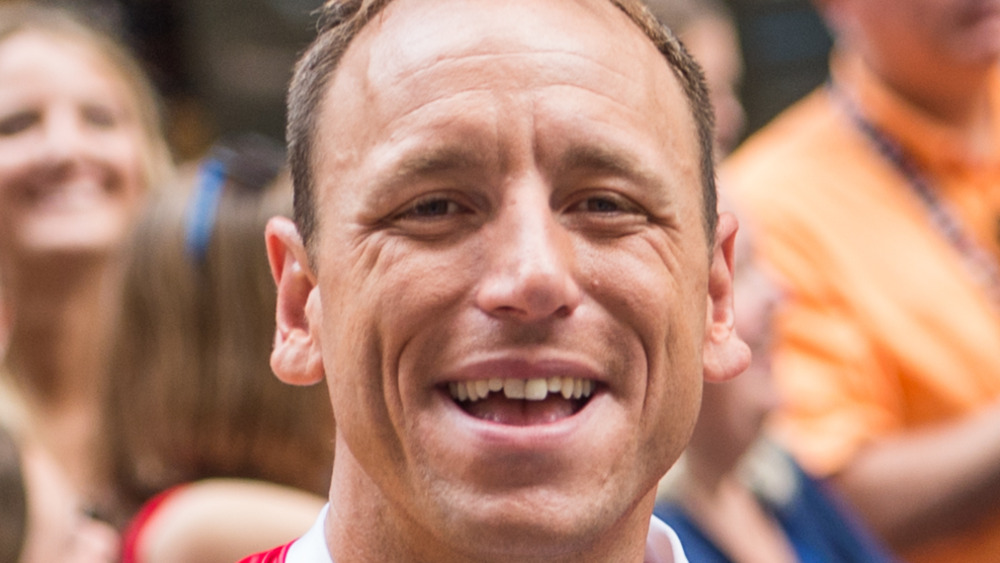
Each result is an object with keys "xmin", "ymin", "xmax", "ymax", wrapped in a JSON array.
[
  {"xmin": 286, "ymin": 505, "xmax": 688, "ymax": 563},
  {"xmin": 285, "ymin": 505, "xmax": 333, "ymax": 562},
  {"xmin": 646, "ymin": 514, "xmax": 690, "ymax": 563}
]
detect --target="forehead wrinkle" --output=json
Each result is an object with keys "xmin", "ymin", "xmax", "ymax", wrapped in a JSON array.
[
  {"xmin": 363, "ymin": 0, "xmax": 666, "ymax": 84},
  {"xmin": 368, "ymin": 48, "xmax": 661, "ymax": 121},
  {"xmin": 387, "ymin": 47, "xmax": 649, "ymax": 89},
  {"xmin": 364, "ymin": 52, "xmax": 678, "ymax": 160}
]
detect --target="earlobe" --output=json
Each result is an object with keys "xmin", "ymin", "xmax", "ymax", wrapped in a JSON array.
[
  {"xmin": 703, "ymin": 211, "xmax": 752, "ymax": 383},
  {"xmin": 266, "ymin": 216, "xmax": 325, "ymax": 386}
]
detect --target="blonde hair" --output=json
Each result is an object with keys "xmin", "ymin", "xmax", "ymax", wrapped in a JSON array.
[
  {"xmin": 0, "ymin": 2, "xmax": 174, "ymax": 192},
  {"xmin": 101, "ymin": 148, "xmax": 333, "ymax": 522}
]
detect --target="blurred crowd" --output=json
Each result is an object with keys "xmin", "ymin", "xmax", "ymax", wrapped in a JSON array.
[{"xmin": 1, "ymin": 0, "xmax": 998, "ymax": 562}]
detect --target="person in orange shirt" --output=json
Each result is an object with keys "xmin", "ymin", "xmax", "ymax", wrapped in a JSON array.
[{"xmin": 723, "ymin": 1, "xmax": 1000, "ymax": 562}]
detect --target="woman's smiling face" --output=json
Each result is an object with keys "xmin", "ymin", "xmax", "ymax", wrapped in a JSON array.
[{"xmin": 0, "ymin": 31, "xmax": 147, "ymax": 263}]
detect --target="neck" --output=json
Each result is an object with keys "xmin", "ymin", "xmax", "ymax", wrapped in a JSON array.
[
  {"xmin": 3, "ymin": 254, "xmax": 115, "ymax": 405},
  {"xmin": 674, "ymin": 449, "xmax": 739, "ymax": 517},
  {"xmin": 2, "ymin": 253, "xmax": 118, "ymax": 499},
  {"xmin": 676, "ymin": 467, "xmax": 797, "ymax": 563},
  {"xmin": 2, "ymin": 252, "xmax": 118, "ymax": 449},
  {"xmin": 683, "ymin": 446, "xmax": 739, "ymax": 492}
]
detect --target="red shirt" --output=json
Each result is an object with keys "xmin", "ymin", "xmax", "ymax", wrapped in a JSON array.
[{"xmin": 238, "ymin": 541, "xmax": 294, "ymax": 563}]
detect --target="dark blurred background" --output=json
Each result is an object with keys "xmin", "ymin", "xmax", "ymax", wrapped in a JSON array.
[{"xmin": 16, "ymin": 0, "xmax": 833, "ymax": 162}]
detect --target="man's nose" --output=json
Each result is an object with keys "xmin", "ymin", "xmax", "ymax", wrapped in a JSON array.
[{"xmin": 475, "ymin": 183, "xmax": 583, "ymax": 322}]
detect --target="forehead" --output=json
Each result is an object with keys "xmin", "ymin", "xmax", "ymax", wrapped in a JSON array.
[
  {"xmin": 0, "ymin": 31, "xmax": 125, "ymax": 98},
  {"xmin": 313, "ymin": 0, "xmax": 698, "ymax": 185},
  {"xmin": 361, "ymin": 0, "xmax": 663, "ymax": 83}
]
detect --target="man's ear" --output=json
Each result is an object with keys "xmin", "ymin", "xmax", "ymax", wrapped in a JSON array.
[
  {"xmin": 703, "ymin": 211, "xmax": 752, "ymax": 383},
  {"xmin": 265, "ymin": 216, "xmax": 325, "ymax": 386}
]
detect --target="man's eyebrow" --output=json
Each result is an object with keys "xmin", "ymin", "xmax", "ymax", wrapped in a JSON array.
[
  {"xmin": 559, "ymin": 145, "xmax": 661, "ymax": 187},
  {"xmin": 389, "ymin": 147, "xmax": 480, "ymax": 181},
  {"xmin": 363, "ymin": 146, "xmax": 484, "ymax": 213}
]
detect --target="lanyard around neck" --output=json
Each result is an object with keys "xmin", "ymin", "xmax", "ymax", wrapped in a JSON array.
[{"xmin": 828, "ymin": 81, "xmax": 1000, "ymax": 310}]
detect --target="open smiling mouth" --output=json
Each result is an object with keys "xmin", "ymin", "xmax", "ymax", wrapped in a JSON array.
[{"xmin": 447, "ymin": 378, "xmax": 597, "ymax": 426}]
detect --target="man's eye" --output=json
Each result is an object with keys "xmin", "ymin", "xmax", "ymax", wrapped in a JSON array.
[
  {"xmin": 396, "ymin": 197, "xmax": 466, "ymax": 220},
  {"xmin": 570, "ymin": 194, "xmax": 638, "ymax": 215},
  {"xmin": 0, "ymin": 111, "xmax": 39, "ymax": 136},
  {"xmin": 413, "ymin": 199, "xmax": 454, "ymax": 216},
  {"xmin": 583, "ymin": 197, "xmax": 622, "ymax": 213}
]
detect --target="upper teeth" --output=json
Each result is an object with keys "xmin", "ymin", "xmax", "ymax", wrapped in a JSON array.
[{"xmin": 448, "ymin": 377, "xmax": 595, "ymax": 402}]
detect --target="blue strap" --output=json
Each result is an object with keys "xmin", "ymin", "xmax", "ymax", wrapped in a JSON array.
[{"xmin": 184, "ymin": 157, "xmax": 228, "ymax": 262}]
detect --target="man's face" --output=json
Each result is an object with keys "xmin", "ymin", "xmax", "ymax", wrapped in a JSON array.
[{"xmin": 288, "ymin": 0, "xmax": 743, "ymax": 555}]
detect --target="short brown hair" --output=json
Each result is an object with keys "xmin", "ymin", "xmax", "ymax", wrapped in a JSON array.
[{"xmin": 286, "ymin": 0, "xmax": 717, "ymax": 257}]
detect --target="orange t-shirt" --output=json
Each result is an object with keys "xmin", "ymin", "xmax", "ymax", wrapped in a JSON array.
[{"xmin": 724, "ymin": 53, "xmax": 1000, "ymax": 563}]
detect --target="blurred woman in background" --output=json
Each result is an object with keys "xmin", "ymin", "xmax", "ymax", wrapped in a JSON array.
[
  {"xmin": 0, "ymin": 1, "xmax": 173, "ymax": 511},
  {"xmin": 101, "ymin": 135, "xmax": 334, "ymax": 563}
]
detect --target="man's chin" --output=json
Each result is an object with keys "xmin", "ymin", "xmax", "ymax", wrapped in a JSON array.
[
  {"xmin": 423, "ymin": 485, "xmax": 635, "ymax": 562},
  {"xmin": 400, "ymin": 394, "xmax": 653, "ymax": 547}
]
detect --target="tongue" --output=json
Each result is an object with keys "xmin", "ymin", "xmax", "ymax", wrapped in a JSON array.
[{"xmin": 463, "ymin": 395, "xmax": 577, "ymax": 426}]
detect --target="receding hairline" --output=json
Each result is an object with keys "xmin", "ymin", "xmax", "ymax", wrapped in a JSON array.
[{"xmin": 288, "ymin": 0, "xmax": 717, "ymax": 260}]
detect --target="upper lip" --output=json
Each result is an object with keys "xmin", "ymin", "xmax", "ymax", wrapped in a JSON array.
[{"xmin": 438, "ymin": 352, "xmax": 605, "ymax": 386}]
